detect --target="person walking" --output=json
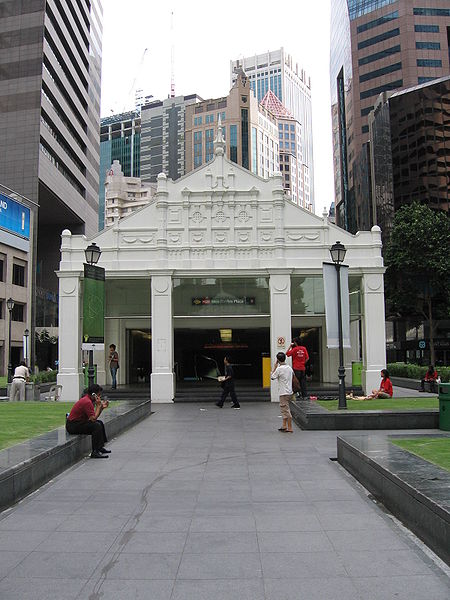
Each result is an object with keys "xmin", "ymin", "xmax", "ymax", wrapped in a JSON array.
[
  {"xmin": 9, "ymin": 360, "xmax": 30, "ymax": 401},
  {"xmin": 108, "ymin": 344, "xmax": 119, "ymax": 389},
  {"xmin": 286, "ymin": 337, "xmax": 309, "ymax": 399},
  {"xmin": 65, "ymin": 384, "xmax": 111, "ymax": 458},
  {"xmin": 216, "ymin": 356, "xmax": 240, "ymax": 409},
  {"xmin": 271, "ymin": 351, "xmax": 294, "ymax": 433}
]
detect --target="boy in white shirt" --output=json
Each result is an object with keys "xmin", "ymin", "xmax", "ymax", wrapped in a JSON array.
[{"xmin": 271, "ymin": 351, "xmax": 294, "ymax": 433}]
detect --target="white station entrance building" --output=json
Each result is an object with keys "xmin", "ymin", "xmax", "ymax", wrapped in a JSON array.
[{"xmin": 57, "ymin": 127, "xmax": 386, "ymax": 402}]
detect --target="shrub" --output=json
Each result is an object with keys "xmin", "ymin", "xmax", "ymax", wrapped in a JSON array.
[
  {"xmin": 31, "ymin": 370, "xmax": 58, "ymax": 384},
  {"xmin": 388, "ymin": 362, "xmax": 450, "ymax": 383}
]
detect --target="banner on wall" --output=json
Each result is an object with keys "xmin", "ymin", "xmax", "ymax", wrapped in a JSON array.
[
  {"xmin": 0, "ymin": 193, "xmax": 30, "ymax": 239},
  {"xmin": 82, "ymin": 264, "xmax": 105, "ymax": 351},
  {"xmin": 323, "ymin": 262, "xmax": 351, "ymax": 349}
]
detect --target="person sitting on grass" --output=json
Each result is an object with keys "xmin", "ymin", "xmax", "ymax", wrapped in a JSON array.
[
  {"xmin": 366, "ymin": 369, "xmax": 393, "ymax": 399},
  {"xmin": 65, "ymin": 384, "xmax": 111, "ymax": 459},
  {"xmin": 420, "ymin": 365, "xmax": 438, "ymax": 393}
]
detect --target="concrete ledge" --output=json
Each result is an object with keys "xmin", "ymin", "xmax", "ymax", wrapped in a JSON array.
[
  {"xmin": 290, "ymin": 399, "xmax": 439, "ymax": 430},
  {"xmin": 0, "ymin": 400, "xmax": 151, "ymax": 511},
  {"xmin": 337, "ymin": 433, "xmax": 450, "ymax": 566}
]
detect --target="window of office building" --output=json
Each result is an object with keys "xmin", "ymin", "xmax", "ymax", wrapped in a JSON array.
[
  {"xmin": 230, "ymin": 125, "xmax": 238, "ymax": 164},
  {"xmin": 415, "ymin": 24, "xmax": 439, "ymax": 32},
  {"xmin": 357, "ymin": 28, "xmax": 400, "ymax": 50},
  {"xmin": 358, "ymin": 45, "xmax": 401, "ymax": 66},
  {"xmin": 205, "ymin": 129, "xmax": 214, "ymax": 162},
  {"xmin": 416, "ymin": 41, "xmax": 441, "ymax": 50},
  {"xmin": 12, "ymin": 303, "xmax": 24, "ymax": 322},
  {"xmin": 413, "ymin": 8, "xmax": 450, "ymax": 17},
  {"xmin": 360, "ymin": 79, "xmax": 403, "ymax": 100},
  {"xmin": 0, "ymin": 255, "xmax": 4, "ymax": 282},
  {"xmin": 359, "ymin": 62, "xmax": 402, "ymax": 83},
  {"xmin": 12, "ymin": 263, "xmax": 26, "ymax": 287},
  {"xmin": 348, "ymin": 0, "xmax": 396, "ymax": 20},
  {"xmin": 417, "ymin": 59, "xmax": 442, "ymax": 67},
  {"xmin": 357, "ymin": 10, "xmax": 398, "ymax": 33}
]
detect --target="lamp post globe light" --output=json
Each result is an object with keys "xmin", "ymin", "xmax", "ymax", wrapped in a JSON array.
[
  {"xmin": 6, "ymin": 298, "xmax": 14, "ymax": 383},
  {"xmin": 84, "ymin": 243, "xmax": 102, "ymax": 389},
  {"xmin": 330, "ymin": 241, "xmax": 347, "ymax": 410},
  {"xmin": 23, "ymin": 328, "xmax": 29, "ymax": 365}
]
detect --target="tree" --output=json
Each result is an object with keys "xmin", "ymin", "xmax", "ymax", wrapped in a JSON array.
[{"xmin": 384, "ymin": 202, "xmax": 450, "ymax": 365}]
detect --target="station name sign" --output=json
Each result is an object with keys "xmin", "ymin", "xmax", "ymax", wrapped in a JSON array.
[
  {"xmin": 192, "ymin": 297, "xmax": 256, "ymax": 306},
  {"xmin": 0, "ymin": 193, "xmax": 30, "ymax": 239}
]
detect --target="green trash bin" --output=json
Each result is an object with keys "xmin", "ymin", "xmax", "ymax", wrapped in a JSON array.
[
  {"xmin": 84, "ymin": 364, "xmax": 97, "ymax": 388},
  {"xmin": 352, "ymin": 361, "xmax": 363, "ymax": 387},
  {"xmin": 438, "ymin": 383, "xmax": 450, "ymax": 431}
]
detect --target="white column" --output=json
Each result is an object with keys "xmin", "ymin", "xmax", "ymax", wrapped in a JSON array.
[
  {"xmin": 151, "ymin": 274, "xmax": 175, "ymax": 402},
  {"xmin": 57, "ymin": 273, "xmax": 83, "ymax": 402},
  {"xmin": 269, "ymin": 272, "xmax": 292, "ymax": 402},
  {"xmin": 361, "ymin": 272, "xmax": 386, "ymax": 393}
]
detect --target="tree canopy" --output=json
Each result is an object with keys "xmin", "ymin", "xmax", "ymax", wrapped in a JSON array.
[{"xmin": 384, "ymin": 202, "xmax": 449, "ymax": 362}]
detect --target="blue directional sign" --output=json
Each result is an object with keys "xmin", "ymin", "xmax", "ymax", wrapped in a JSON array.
[
  {"xmin": 419, "ymin": 340, "xmax": 426, "ymax": 349},
  {"xmin": 0, "ymin": 193, "xmax": 30, "ymax": 239}
]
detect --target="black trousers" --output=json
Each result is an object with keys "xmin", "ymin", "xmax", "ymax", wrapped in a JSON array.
[
  {"xmin": 420, "ymin": 379, "xmax": 436, "ymax": 392},
  {"xmin": 294, "ymin": 369, "xmax": 308, "ymax": 398},
  {"xmin": 66, "ymin": 419, "xmax": 107, "ymax": 452},
  {"xmin": 218, "ymin": 384, "xmax": 239, "ymax": 407}
]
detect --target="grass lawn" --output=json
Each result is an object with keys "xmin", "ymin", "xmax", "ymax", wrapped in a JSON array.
[
  {"xmin": 391, "ymin": 438, "xmax": 450, "ymax": 472},
  {"xmin": 0, "ymin": 402, "xmax": 123, "ymax": 451},
  {"xmin": 0, "ymin": 402, "xmax": 75, "ymax": 450},
  {"xmin": 317, "ymin": 397, "xmax": 439, "ymax": 411}
]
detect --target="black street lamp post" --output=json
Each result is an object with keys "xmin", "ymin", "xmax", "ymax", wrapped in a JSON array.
[
  {"xmin": 84, "ymin": 243, "xmax": 102, "ymax": 390},
  {"xmin": 330, "ymin": 241, "xmax": 347, "ymax": 410},
  {"xmin": 7, "ymin": 298, "xmax": 14, "ymax": 383}
]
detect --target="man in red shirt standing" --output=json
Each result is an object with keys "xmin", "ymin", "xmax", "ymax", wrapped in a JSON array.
[
  {"xmin": 66, "ymin": 384, "xmax": 111, "ymax": 458},
  {"xmin": 286, "ymin": 337, "xmax": 309, "ymax": 400}
]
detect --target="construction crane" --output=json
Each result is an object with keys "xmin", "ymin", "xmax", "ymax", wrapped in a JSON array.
[
  {"xmin": 124, "ymin": 47, "xmax": 148, "ymax": 111},
  {"xmin": 170, "ymin": 11, "xmax": 175, "ymax": 98}
]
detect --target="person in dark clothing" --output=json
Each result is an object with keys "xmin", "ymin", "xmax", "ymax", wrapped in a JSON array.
[
  {"xmin": 216, "ymin": 356, "xmax": 240, "ymax": 409},
  {"xmin": 286, "ymin": 338, "xmax": 309, "ymax": 399},
  {"xmin": 66, "ymin": 384, "xmax": 111, "ymax": 458}
]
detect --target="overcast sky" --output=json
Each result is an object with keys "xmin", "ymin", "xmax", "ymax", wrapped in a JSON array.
[{"xmin": 100, "ymin": 0, "xmax": 334, "ymax": 213}]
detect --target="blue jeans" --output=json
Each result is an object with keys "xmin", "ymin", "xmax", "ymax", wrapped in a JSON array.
[{"xmin": 110, "ymin": 366, "xmax": 118, "ymax": 388}]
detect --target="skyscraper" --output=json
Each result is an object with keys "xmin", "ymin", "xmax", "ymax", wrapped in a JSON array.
[
  {"xmin": 99, "ymin": 110, "xmax": 141, "ymax": 230},
  {"xmin": 140, "ymin": 94, "xmax": 203, "ymax": 183},
  {"xmin": 185, "ymin": 71, "xmax": 279, "ymax": 180},
  {"xmin": 330, "ymin": 0, "xmax": 450, "ymax": 232},
  {"xmin": 0, "ymin": 1, "xmax": 103, "ymax": 339},
  {"xmin": 230, "ymin": 48, "xmax": 314, "ymax": 211}
]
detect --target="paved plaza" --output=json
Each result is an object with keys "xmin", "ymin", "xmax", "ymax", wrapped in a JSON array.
[{"xmin": 0, "ymin": 403, "xmax": 449, "ymax": 600}]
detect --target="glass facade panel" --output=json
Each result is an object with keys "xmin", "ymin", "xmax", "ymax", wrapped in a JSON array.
[
  {"xmin": 105, "ymin": 280, "xmax": 151, "ymax": 317},
  {"xmin": 230, "ymin": 124, "xmax": 238, "ymax": 164},
  {"xmin": 173, "ymin": 278, "xmax": 270, "ymax": 316},
  {"xmin": 291, "ymin": 277, "xmax": 325, "ymax": 314},
  {"xmin": 348, "ymin": 0, "xmax": 396, "ymax": 20},
  {"xmin": 416, "ymin": 41, "xmax": 441, "ymax": 50},
  {"xmin": 413, "ymin": 8, "xmax": 450, "ymax": 17}
]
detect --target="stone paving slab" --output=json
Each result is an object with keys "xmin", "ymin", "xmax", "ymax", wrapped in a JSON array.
[{"xmin": 0, "ymin": 403, "xmax": 448, "ymax": 600}]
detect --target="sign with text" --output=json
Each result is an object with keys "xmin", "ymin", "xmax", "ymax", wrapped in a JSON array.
[
  {"xmin": 83, "ymin": 264, "xmax": 105, "ymax": 345},
  {"xmin": 192, "ymin": 297, "xmax": 256, "ymax": 306},
  {"xmin": 0, "ymin": 193, "xmax": 30, "ymax": 239}
]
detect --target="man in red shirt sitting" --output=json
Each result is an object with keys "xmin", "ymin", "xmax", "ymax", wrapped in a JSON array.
[
  {"xmin": 66, "ymin": 384, "xmax": 111, "ymax": 458},
  {"xmin": 286, "ymin": 337, "xmax": 309, "ymax": 400}
]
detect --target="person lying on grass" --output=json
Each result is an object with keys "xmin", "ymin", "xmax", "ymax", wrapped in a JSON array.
[{"xmin": 365, "ymin": 369, "xmax": 393, "ymax": 400}]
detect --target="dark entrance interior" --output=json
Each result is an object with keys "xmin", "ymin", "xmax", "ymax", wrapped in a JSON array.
[
  {"xmin": 291, "ymin": 327, "xmax": 321, "ymax": 382},
  {"xmin": 127, "ymin": 329, "xmax": 151, "ymax": 384},
  {"xmin": 174, "ymin": 328, "xmax": 270, "ymax": 382}
]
